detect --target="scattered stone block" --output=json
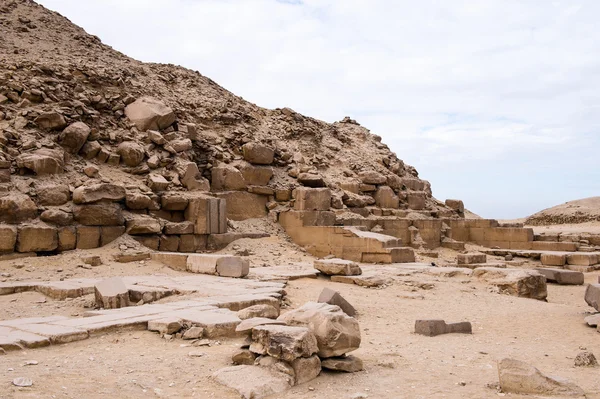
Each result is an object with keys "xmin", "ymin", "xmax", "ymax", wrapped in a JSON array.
[
  {"xmin": 585, "ymin": 284, "xmax": 600, "ymax": 312},
  {"xmin": 182, "ymin": 326, "xmax": 204, "ymax": 340},
  {"xmin": 297, "ymin": 173, "xmax": 325, "ymax": 188},
  {"xmin": 238, "ymin": 304, "xmax": 279, "ymax": 320},
  {"xmin": 414, "ymin": 320, "xmax": 472, "ymax": 337},
  {"xmin": 250, "ymin": 325, "xmax": 318, "ymax": 362},
  {"xmin": 292, "ymin": 355, "xmax": 321, "ymax": 385},
  {"xmin": 540, "ymin": 253, "xmax": 567, "ymax": 267},
  {"xmin": 72, "ymin": 183, "xmax": 126, "ymax": 204},
  {"xmin": 497, "ymin": 358, "xmax": 584, "ymax": 397},
  {"xmin": 317, "ymin": 288, "xmax": 356, "ymax": 317},
  {"xmin": 457, "ymin": 253, "xmax": 486, "ymax": 265},
  {"xmin": 81, "ymin": 255, "xmax": 102, "ymax": 267},
  {"xmin": 314, "ymin": 259, "xmax": 362, "ymax": 276},
  {"xmin": 124, "ymin": 97, "xmax": 176, "ymax": 131},
  {"xmin": 567, "ymin": 253, "xmax": 598, "ymax": 266},
  {"xmin": 534, "ymin": 268, "xmax": 583, "ymax": 285},
  {"xmin": 321, "ymin": 355, "xmax": 364, "ymax": 372},
  {"xmin": 575, "ymin": 351, "xmax": 598, "ymax": 367},
  {"xmin": 148, "ymin": 317, "xmax": 183, "ymax": 335},
  {"xmin": 232, "ymin": 349, "xmax": 257, "ymax": 365},
  {"xmin": 94, "ymin": 277, "xmax": 129, "ymax": 309},
  {"xmin": 213, "ymin": 365, "xmax": 292, "ymax": 399},
  {"xmin": 278, "ymin": 302, "xmax": 360, "ymax": 358}
]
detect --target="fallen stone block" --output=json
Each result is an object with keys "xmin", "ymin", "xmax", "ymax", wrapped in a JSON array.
[
  {"xmin": 473, "ymin": 267, "xmax": 547, "ymax": 301},
  {"xmin": 317, "ymin": 288, "xmax": 356, "ymax": 317},
  {"xmin": 457, "ymin": 253, "xmax": 486, "ymax": 265},
  {"xmin": 314, "ymin": 259, "xmax": 362, "ymax": 276},
  {"xmin": 291, "ymin": 355, "xmax": 321, "ymax": 385},
  {"xmin": 321, "ymin": 355, "xmax": 364, "ymax": 372},
  {"xmin": 94, "ymin": 277, "xmax": 130, "ymax": 309},
  {"xmin": 213, "ymin": 365, "xmax": 292, "ymax": 399},
  {"xmin": 182, "ymin": 326, "xmax": 204, "ymax": 340},
  {"xmin": 186, "ymin": 254, "xmax": 249, "ymax": 277},
  {"xmin": 540, "ymin": 253, "xmax": 567, "ymax": 267},
  {"xmin": 534, "ymin": 268, "xmax": 583, "ymax": 285},
  {"xmin": 567, "ymin": 253, "xmax": 598, "ymax": 266},
  {"xmin": 17, "ymin": 224, "xmax": 58, "ymax": 253},
  {"xmin": 585, "ymin": 284, "xmax": 600, "ymax": 312},
  {"xmin": 232, "ymin": 349, "xmax": 257, "ymax": 365},
  {"xmin": 278, "ymin": 302, "xmax": 360, "ymax": 358},
  {"xmin": 81, "ymin": 255, "xmax": 102, "ymax": 267},
  {"xmin": 148, "ymin": 317, "xmax": 182, "ymax": 335},
  {"xmin": 250, "ymin": 325, "xmax": 318, "ymax": 362},
  {"xmin": 238, "ymin": 304, "xmax": 279, "ymax": 320},
  {"xmin": 331, "ymin": 274, "xmax": 390, "ymax": 288},
  {"xmin": 497, "ymin": 358, "xmax": 584, "ymax": 397},
  {"xmin": 172, "ymin": 309, "xmax": 241, "ymax": 338},
  {"xmin": 414, "ymin": 320, "xmax": 472, "ymax": 337}
]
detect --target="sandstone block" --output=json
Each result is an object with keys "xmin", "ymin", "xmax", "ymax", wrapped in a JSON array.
[
  {"xmin": 73, "ymin": 203, "xmax": 124, "ymax": 226},
  {"xmin": 0, "ymin": 225, "xmax": 17, "ymax": 253},
  {"xmin": 457, "ymin": 253, "xmax": 486, "ymax": 265},
  {"xmin": 76, "ymin": 226, "xmax": 100, "ymax": 249},
  {"xmin": 414, "ymin": 320, "xmax": 472, "ymax": 337},
  {"xmin": 534, "ymin": 268, "xmax": 584, "ymax": 285},
  {"xmin": 124, "ymin": 97, "xmax": 176, "ymax": 131},
  {"xmin": 292, "ymin": 355, "xmax": 321, "ymax": 385},
  {"xmin": 242, "ymin": 142, "xmax": 274, "ymax": 165},
  {"xmin": 540, "ymin": 253, "xmax": 567, "ymax": 267},
  {"xmin": 59, "ymin": 122, "xmax": 90, "ymax": 154},
  {"xmin": 94, "ymin": 277, "xmax": 129, "ymax": 309},
  {"xmin": 0, "ymin": 193, "xmax": 37, "ymax": 223},
  {"xmin": 294, "ymin": 187, "xmax": 331, "ymax": 211},
  {"xmin": 317, "ymin": 288, "xmax": 356, "ymax": 317},
  {"xmin": 498, "ymin": 358, "xmax": 584, "ymax": 396},
  {"xmin": 314, "ymin": 259, "xmax": 361, "ymax": 276},
  {"xmin": 72, "ymin": 183, "xmax": 126, "ymax": 204},
  {"xmin": 278, "ymin": 302, "xmax": 360, "ymax": 358},
  {"xmin": 250, "ymin": 325, "xmax": 318, "ymax": 362},
  {"xmin": 17, "ymin": 224, "xmax": 58, "ymax": 252},
  {"xmin": 321, "ymin": 355, "xmax": 363, "ymax": 372},
  {"xmin": 238, "ymin": 304, "xmax": 280, "ymax": 320}
]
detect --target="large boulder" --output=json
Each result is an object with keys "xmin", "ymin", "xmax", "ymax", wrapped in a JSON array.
[
  {"xmin": 124, "ymin": 97, "xmax": 176, "ymax": 131},
  {"xmin": 242, "ymin": 142, "xmax": 274, "ymax": 165},
  {"xmin": 250, "ymin": 325, "xmax": 318, "ymax": 362},
  {"xmin": 73, "ymin": 183, "xmax": 126, "ymax": 204},
  {"xmin": 0, "ymin": 194, "xmax": 37, "ymax": 223},
  {"xmin": 16, "ymin": 149, "xmax": 64, "ymax": 175},
  {"xmin": 35, "ymin": 111, "xmax": 66, "ymax": 130},
  {"xmin": 278, "ymin": 302, "xmax": 361, "ymax": 358},
  {"xmin": 498, "ymin": 358, "xmax": 584, "ymax": 397},
  {"xmin": 59, "ymin": 122, "xmax": 90, "ymax": 154},
  {"xmin": 117, "ymin": 141, "xmax": 145, "ymax": 167}
]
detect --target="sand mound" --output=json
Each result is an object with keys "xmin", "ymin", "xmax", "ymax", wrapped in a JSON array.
[{"xmin": 525, "ymin": 197, "xmax": 600, "ymax": 225}]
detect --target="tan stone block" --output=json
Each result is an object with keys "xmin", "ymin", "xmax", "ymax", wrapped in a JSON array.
[
  {"xmin": 293, "ymin": 187, "xmax": 331, "ymax": 211},
  {"xmin": 57, "ymin": 227, "xmax": 76, "ymax": 251},
  {"xmin": 17, "ymin": 224, "xmax": 58, "ymax": 252},
  {"xmin": 100, "ymin": 226, "xmax": 125, "ymax": 246},
  {"xmin": 215, "ymin": 191, "xmax": 267, "ymax": 221},
  {"xmin": 0, "ymin": 224, "xmax": 17, "ymax": 253},
  {"xmin": 211, "ymin": 165, "xmax": 247, "ymax": 191},
  {"xmin": 540, "ymin": 253, "xmax": 566, "ymax": 267},
  {"xmin": 76, "ymin": 226, "xmax": 100, "ymax": 249},
  {"xmin": 567, "ymin": 253, "xmax": 598, "ymax": 266},
  {"xmin": 159, "ymin": 235, "xmax": 180, "ymax": 252},
  {"xmin": 133, "ymin": 235, "xmax": 160, "ymax": 250},
  {"xmin": 407, "ymin": 192, "xmax": 426, "ymax": 210}
]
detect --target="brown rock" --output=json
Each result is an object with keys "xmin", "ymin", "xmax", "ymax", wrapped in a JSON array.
[
  {"xmin": 232, "ymin": 349, "xmax": 257, "ymax": 365},
  {"xmin": 238, "ymin": 304, "xmax": 280, "ymax": 320},
  {"xmin": 164, "ymin": 221, "xmax": 194, "ymax": 235},
  {"xmin": 585, "ymin": 284, "xmax": 600, "ymax": 312},
  {"xmin": 35, "ymin": 111, "xmax": 66, "ymax": 130},
  {"xmin": 16, "ymin": 149, "xmax": 64, "ymax": 175},
  {"xmin": 291, "ymin": 355, "xmax": 321, "ymax": 384},
  {"xmin": 0, "ymin": 225, "xmax": 17, "ymax": 253},
  {"xmin": 359, "ymin": 170, "xmax": 386, "ymax": 185},
  {"xmin": 73, "ymin": 183, "xmax": 126, "ymax": 204},
  {"xmin": 0, "ymin": 194, "xmax": 37, "ymax": 223},
  {"xmin": 94, "ymin": 277, "xmax": 130, "ymax": 309},
  {"xmin": 125, "ymin": 192, "xmax": 154, "ymax": 210},
  {"xmin": 242, "ymin": 142, "xmax": 274, "ymax": 165},
  {"xmin": 321, "ymin": 355, "xmax": 363, "ymax": 372},
  {"xmin": 574, "ymin": 351, "xmax": 598, "ymax": 367},
  {"xmin": 148, "ymin": 174, "xmax": 170, "ymax": 192},
  {"xmin": 297, "ymin": 173, "xmax": 325, "ymax": 188},
  {"xmin": 36, "ymin": 184, "xmax": 70, "ymax": 206},
  {"xmin": 148, "ymin": 317, "xmax": 182, "ymax": 334},
  {"xmin": 414, "ymin": 320, "xmax": 472, "ymax": 337},
  {"xmin": 117, "ymin": 141, "xmax": 145, "ymax": 167},
  {"xmin": 40, "ymin": 208, "xmax": 73, "ymax": 226},
  {"xmin": 161, "ymin": 193, "xmax": 189, "ymax": 210},
  {"xmin": 126, "ymin": 216, "xmax": 162, "ymax": 235},
  {"xmin": 58, "ymin": 122, "xmax": 90, "ymax": 153},
  {"xmin": 17, "ymin": 223, "xmax": 58, "ymax": 252},
  {"xmin": 124, "ymin": 97, "xmax": 176, "ymax": 131},
  {"xmin": 80, "ymin": 141, "xmax": 102, "ymax": 159},
  {"xmin": 211, "ymin": 165, "xmax": 247, "ymax": 191},
  {"xmin": 170, "ymin": 139, "xmax": 192, "ymax": 152},
  {"xmin": 317, "ymin": 288, "xmax": 356, "ymax": 317},
  {"xmin": 73, "ymin": 203, "xmax": 125, "ymax": 226}
]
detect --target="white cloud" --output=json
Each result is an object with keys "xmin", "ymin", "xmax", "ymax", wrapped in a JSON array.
[{"xmin": 38, "ymin": 0, "xmax": 600, "ymax": 218}]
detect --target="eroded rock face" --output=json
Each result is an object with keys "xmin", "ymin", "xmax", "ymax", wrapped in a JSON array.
[
  {"xmin": 497, "ymin": 358, "xmax": 584, "ymax": 397},
  {"xmin": 16, "ymin": 149, "xmax": 64, "ymax": 175},
  {"xmin": 278, "ymin": 302, "xmax": 361, "ymax": 358},
  {"xmin": 249, "ymin": 325, "xmax": 318, "ymax": 362},
  {"xmin": 73, "ymin": 183, "xmax": 126, "ymax": 204},
  {"xmin": 124, "ymin": 97, "xmax": 176, "ymax": 131}
]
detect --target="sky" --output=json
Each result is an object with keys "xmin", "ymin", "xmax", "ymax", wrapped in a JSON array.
[{"xmin": 37, "ymin": 0, "xmax": 600, "ymax": 219}]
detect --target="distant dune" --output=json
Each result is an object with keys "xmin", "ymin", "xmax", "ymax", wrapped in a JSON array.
[{"xmin": 525, "ymin": 197, "xmax": 600, "ymax": 225}]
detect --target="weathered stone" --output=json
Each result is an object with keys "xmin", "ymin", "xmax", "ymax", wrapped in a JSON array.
[
  {"xmin": 534, "ymin": 268, "xmax": 584, "ymax": 285},
  {"xmin": 35, "ymin": 111, "xmax": 66, "ymax": 130},
  {"xmin": 94, "ymin": 277, "xmax": 129, "ymax": 309},
  {"xmin": 314, "ymin": 259, "xmax": 361, "ymax": 276},
  {"xmin": 159, "ymin": 235, "xmax": 180, "ymax": 252},
  {"xmin": 170, "ymin": 138, "xmax": 192, "ymax": 152},
  {"xmin": 574, "ymin": 351, "xmax": 598, "ymax": 367},
  {"xmin": 40, "ymin": 209, "xmax": 73, "ymax": 226},
  {"xmin": 242, "ymin": 142, "xmax": 274, "ymax": 165},
  {"xmin": 83, "ymin": 165, "xmax": 99, "ymax": 178},
  {"xmin": 321, "ymin": 355, "xmax": 363, "ymax": 372},
  {"xmin": 0, "ymin": 225, "xmax": 17, "ymax": 253},
  {"xmin": 215, "ymin": 191, "xmax": 267, "ymax": 221},
  {"xmin": 0, "ymin": 194, "xmax": 37, "ymax": 223},
  {"xmin": 473, "ymin": 267, "xmax": 547, "ymax": 301},
  {"xmin": 414, "ymin": 320, "xmax": 472, "ymax": 337},
  {"xmin": 407, "ymin": 192, "xmax": 426, "ymax": 210},
  {"xmin": 232, "ymin": 349, "xmax": 257, "ymax": 365},
  {"xmin": 294, "ymin": 187, "xmax": 331, "ymax": 211},
  {"xmin": 73, "ymin": 183, "xmax": 126, "ymax": 204},
  {"xmin": 36, "ymin": 184, "xmax": 70, "ymax": 206},
  {"xmin": 297, "ymin": 173, "xmax": 325, "ymax": 188},
  {"xmin": 585, "ymin": 284, "xmax": 600, "ymax": 312},
  {"xmin": 161, "ymin": 193, "xmax": 189, "ymax": 210},
  {"xmin": 278, "ymin": 302, "xmax": 361, "ymax": 358},
  {"xmin": 100, "ymin": 226, "xmax": 126, "ymax": 246},
  {"xmin": 117, "ymin": 141, "xmax": 145, "ymax": 167},
  {"xmin": 162, "ymin": 221, "xmax": 193, "ymax": 235},
  {"xmin": 213, "ymin": 365, "xmax": 292, "ymax": 399},
  {"xmin": 292, "ymin": 355, "xmax": 321, "ymax": 385},
  {"xmin": 567, "ymin": 253, "xmax": 598, "ymax": 266},
  {"xmin": 59, "ymin": 122, "xmax": 90, "ymax": 154},
  {"xmin": 124, "ymin": 97, "xmax": 176, "ymax": 131},
  {"xmin": 182, "ymin": 326, "xmax": 204, "ymax": 340},
  {"xmin": 73, "ymin": 203, "xmax": 124, "ymax": 226},
  {"xmin": 317, "ymin": 288, "xmax": 356, "ymax": 317},
  {"xmin": 250, "ymin": 325, "xmax": 318, "ymax": 362},
  {"xmin": 80, "ymin": 141, "xmax": 102, "ymax": 159},
  {"xmin": 81, "ymin": 255, "xmax": 102, "ymax": 266},
  {"xmin": 359, "ymin": 170, "xmax": 386, "ymax": 185},
  {"xmin": 445, "ymin": 199, "xmax": 464, "ymax": 213},
  {"xmin": 17, "ymin": 224, "xmax": 58, "ymax": 252},
  {"xmin": 57, "ymin": 227, "xmax": 76, "ymax": 251},
  {"xmin": 126, "ymin": 216, "xmax": 162, "ymax": 235},
  {"xmin": 125, "ymin": 192, "xmax": 153, "ymax": 210},
  {"xmin": 185, "ymin": 195, "xmax": 227, "ymax": 234},
  {"xmin": 239, "ymin": 163, "xmax": 273, "ymax": 186},
  {"xmin": 179, "ymin": 162, "xmax": 209, "ymax": 191},
  {"xmin": 540, "ymin": 253, "xmax": 567, "ymax": 267},
  {"xmin": 148, "ymin": 174, "xmax": 170, "ymax": 192},
  {"xmin": 211, "ymin": 165, "xmax": 247, "ymax": 191},
  {"xmin": 16, "ymin": 149, "xmax": 64, "ymax": 175},
  {"xmin": 457, "ymin": 253, "xmax": 486, "ymax": 265},
  {"xmin": 374, "ymin": 186, "xmax": 399, "ymax": 208},
  {"xmin": 76, "ymin": 226, "xmax": 100, "ymax": 249},
  {"xmin": 148, "ymin": 317, "xmax": 182, "ymax": 335},
  {"xmin": 235, "ymin": 318, "xmax": 286, "ymax": 333},
  {"xmin": 498, "ymin": 358, "xmax": 584, "ymax": 397},
  {"xmin": 238, "ymin": 305, "xmax": 280, "ymax": 320}
]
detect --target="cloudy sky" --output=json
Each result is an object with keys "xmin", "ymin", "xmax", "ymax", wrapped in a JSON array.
[{"xmin": 38, "ymin": 0, "xmax": 600, "ymax": 219}]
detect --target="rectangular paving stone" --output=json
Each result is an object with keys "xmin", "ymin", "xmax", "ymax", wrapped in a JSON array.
[
  {"xmin": 171, "ymin": 309, "xmax": 241, "ymax": 338},
  {"xmin": 14, "ymin": 324, "xmax": 89, "ymax": 344},
  {"xmin": 534, "ymin": 268, "xmax": 584, "ymax": 285}
]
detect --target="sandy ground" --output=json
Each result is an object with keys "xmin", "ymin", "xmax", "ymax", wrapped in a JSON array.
[{"xmin": 0, "ymin": 237, "xmax": 599, "ymax": 399}]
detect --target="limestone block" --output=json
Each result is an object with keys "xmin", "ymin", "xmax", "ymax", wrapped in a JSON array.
[
  {"xmin": 242, "ymin": 142, "xmax": 274, "ymax": 165},
  {"xmin": 124, "ymin": 96, "xmax": 176, "ymax": 131},
  {"xmin": 498, "ymin": 358, "xmax": 584, "ymax": 396},
  {"xmin": 291, "ymin": 355, "xmax": 321, "ymax": 385},
  {"xmin": 148, "ymin": 317, "xmax": 183, "ymax": 335},
  {"xmin": 238, "ymin": 304, "xmax": 280, "ymax": 320},
  {"xmin": 317, "ymin": 288, "xmax": 356, "ymax": 317},
  {"xmin": 73, "ymin": 183, "xmax": 126, "ymax": 204},
  {"xmin": 0, "ymin": 194, "xmax": 37, "ymax": 223},
  {"xmin": 293, "ymin": 187, "xmax": 331, "ymax": 211},
  {"xmin": 473, "ymin": 267, "xmax": 547, "ymax": 301},
  {"xmin": 76, "ymin": 226, "xmax": 101, "ymax": 249},
  {"xmin": 0, "ymin": 225, "xmax": 17, "ymax": 253},
  {"xmin": 540, "ymin": 253, "xmax": 567, "ymax": 267},
  {"xmin": 240, "ymin": 163, "xmax": 273, "ymax": 186},
  {"xmin": 215, "ymin": 191, "xmax": 267, "ymax": 221},
  {"xmin": 126, "ymin": 216, "xmax": 162, "ymax": 235},
  {"xmin": 250, "ymin": 325, "xmax": 318, "ymax": 362},
  {"xmin": 321, "ymin": 355, "xmax": 363, "ymax": 372},
  {"xmin": 57, "ymin": 227, "xmax": 76, "ymax": 251},
  {"xmin": 313, "ymin": 259, "xmax": 361, "ymax": 276},
  {"xmin": 159, "ymin": 235, "xmax": 180, "ymax": 252},
  {"xmin": 94, "ymin": 277, "xmax": 129, "ymax": 309},
  {"xmin": 211, "ymin": 165, "xmax": 247, "ymax": 191},
  {"xmin": 534, "ymin": 268, "xmax": 583, "ymax": 285},
  {"xmin": 457, "ymin": 253, "xmax": 487, "ymax": 265},
  {"xmin": 374, "ymin": 186, "xmax": 399, "ymax": 209},
  {"xmin": 185, "ymin": 195, "xmax": 227, "ymax": 234},
  {"xmin": 17, "ymin": 224, "xmax": 58, "ymax": 252},
  {"xmin": 414, "ymin": 320, "xmax": 472, "ymax": 337},
  {"xmin": 566, "ymin": 253, "xmax": 598, "ymax": 266},
  {"xmin": 59, "ymin": 122, "xmax": 90, "ymax": 154},
  {"xmin": 100, "ymin": 226, "xmax": 126, "ymax": 246},
  {"xmin": 407, "ymin": 192, "xmax": 426, "ymax": 210},
  {"xmin": 73, "ymin": 203, "xmax": 124, "ymax": 226},
  {"xmin": 213, "ymin": 365, "xmax": 292, "ymax": 399}
]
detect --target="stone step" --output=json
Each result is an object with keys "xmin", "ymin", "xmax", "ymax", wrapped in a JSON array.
[{"xmin": 534, "ymin": 268, "xmax": 584, "ymax": 285}]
